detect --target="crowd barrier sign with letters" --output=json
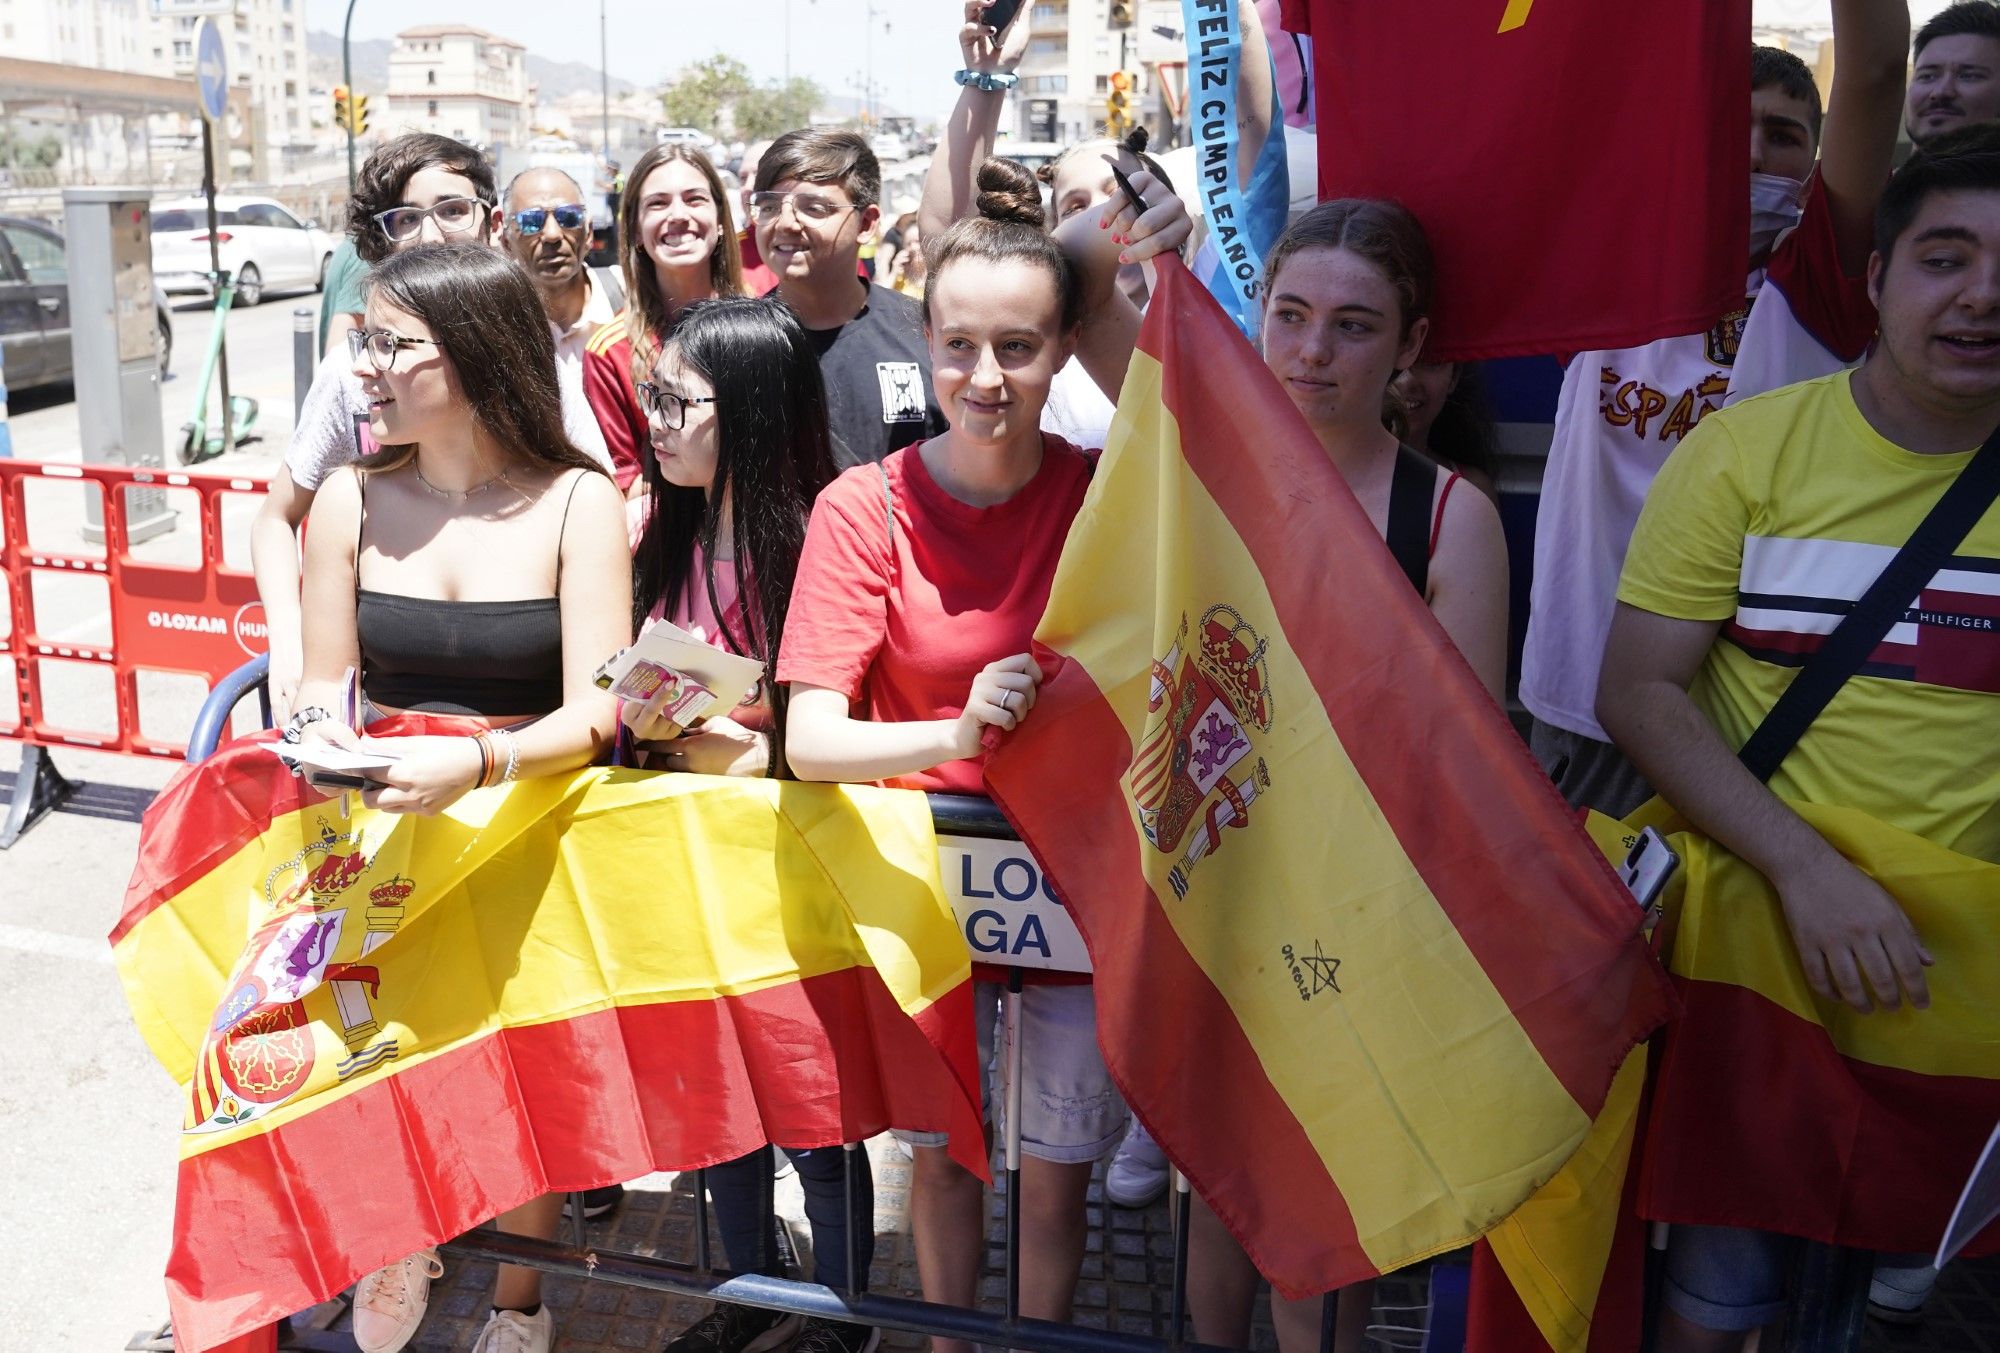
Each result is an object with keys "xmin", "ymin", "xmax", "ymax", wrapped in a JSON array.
[{"xmin": 0, "ymin": 459, "xmax": 268, "ymax": 845}]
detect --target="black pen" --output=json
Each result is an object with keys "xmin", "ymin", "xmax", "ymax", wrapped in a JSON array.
[{"xmin": 1108, "ymin": 161, "xmax": 1149, "ymax": 218}]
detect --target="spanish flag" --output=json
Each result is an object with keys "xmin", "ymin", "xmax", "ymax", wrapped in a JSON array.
[
  {"xmin": 1282, "ymin": 0, "xmax": 1749, "ymax": 358},
  {"xmin": 1639, "ymin": 800, "xmax": 2000, "ymax": 1257},
  {"xmin": 115, "ymin": 717, "xmax": 982, "ymax": 1353},
  {"xmin": 984, "ymin": 259, "xmax": 1675, "ymax": 1296}
]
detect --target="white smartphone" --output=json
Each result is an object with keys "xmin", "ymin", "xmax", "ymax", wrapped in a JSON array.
[{"xmin": 1617, "ymin": 826, "xmax": 1679, "ymax": 913}]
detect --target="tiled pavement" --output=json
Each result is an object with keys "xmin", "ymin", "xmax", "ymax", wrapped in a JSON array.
[{"xmin": 168, "ymin": 1136, "xmax": 1998, "ymax": 1352}]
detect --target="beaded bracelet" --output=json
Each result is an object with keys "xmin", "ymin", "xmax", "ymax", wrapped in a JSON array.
[{"xmin": 497, "ymin": 730, "xmax": 521, "ymax": 785}]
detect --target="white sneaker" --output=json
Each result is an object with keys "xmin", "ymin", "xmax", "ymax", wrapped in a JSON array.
[
  {"xmin": 471, "ymin": 1304, "xmax": 554, "ymax": 1353},
  {"xmin": 350, "ymin": 1248, "xmax": 443, "ymax": 1353},
  {"xmin": 1867, "ymin": 1260, "xmax": 1939, "ymax": 1325},
  {"xmin": 1104, "ymin": 1120, "xmax": 1169, "ymax": 1208}
]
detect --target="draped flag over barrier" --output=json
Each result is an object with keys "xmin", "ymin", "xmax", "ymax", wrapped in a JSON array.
[
  {"xmin": 114, "ymin": 721, "xmax": 982, "ymax": 1353},
  {"xmin": 985, "ymin": 258, "xmax": 1675, "ymax": 1297},
  {"xmin": 1639, "ymin": 801, "xmax": 2000, "ymax": 1257},
  {"xmin": 1282, "ymin": 0, "xmax": 1749, "ymax": 359}
]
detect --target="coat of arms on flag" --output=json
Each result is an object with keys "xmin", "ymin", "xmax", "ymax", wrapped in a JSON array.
[{"xmin": 1133, "ymin": 605, "xmax": 1273, "ymax": 897}]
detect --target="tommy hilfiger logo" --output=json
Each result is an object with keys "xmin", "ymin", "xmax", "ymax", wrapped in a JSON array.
[{"xmin": 1726, "ymin": 535, "xmax": 2000, "ymax": 693}]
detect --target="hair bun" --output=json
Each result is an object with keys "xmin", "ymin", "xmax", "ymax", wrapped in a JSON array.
[
  {"xmin": 1120, "ymin": 125, "xmax": 1150, "ymax": 156},
  {"xmin": 974, "ymin": 157, "xmax": 1046, "ymax": 228}
]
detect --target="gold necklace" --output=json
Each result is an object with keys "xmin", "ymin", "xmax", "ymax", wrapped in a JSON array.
[{"xmin": 413, "ymin": 459, "xmax": 512, "ymax": 500}]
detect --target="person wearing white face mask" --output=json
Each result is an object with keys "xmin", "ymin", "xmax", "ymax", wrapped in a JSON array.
[{"xmin": 1519, "ymin": 5, "xmax": 1909, "ymax": 824}]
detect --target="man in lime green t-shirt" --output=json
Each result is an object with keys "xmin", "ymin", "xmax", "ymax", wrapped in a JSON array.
[{"xmin": 1600, "ymin": 125, "xmax": 2000, "ymax": 1352}]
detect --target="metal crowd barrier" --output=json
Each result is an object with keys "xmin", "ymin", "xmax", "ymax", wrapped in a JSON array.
[{"xmin": 185, "ymin": 656, "xmax": 1880, "ymax": 1353}]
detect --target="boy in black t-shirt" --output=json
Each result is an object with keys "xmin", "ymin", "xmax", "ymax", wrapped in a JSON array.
[{"xmin": 752, "ymin": 128, "xmax": 946, "ymax": 467}]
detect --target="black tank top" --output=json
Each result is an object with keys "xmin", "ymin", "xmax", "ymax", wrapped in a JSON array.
[{"xmin": 352, "ymin": 470, "xmax": 579, "ymax": 717}]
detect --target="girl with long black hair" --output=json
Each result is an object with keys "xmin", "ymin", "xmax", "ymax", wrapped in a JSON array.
[{"xmin": 622, "ymin": 296, "xmax": 867, "ymax": 1353}]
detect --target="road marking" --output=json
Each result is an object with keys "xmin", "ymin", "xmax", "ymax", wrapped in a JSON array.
[{"xmin": 0, "ymin": 922, "xmax": 115, "ymax": 965}]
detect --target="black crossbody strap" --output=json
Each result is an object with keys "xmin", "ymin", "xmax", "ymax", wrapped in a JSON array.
[{"xmin": 1737, "ymin": 426, "xmax": 2000, "ymax": 782}]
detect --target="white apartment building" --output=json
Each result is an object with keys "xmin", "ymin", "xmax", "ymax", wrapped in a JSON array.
[
  {"xmin": 143, "ymin": 0, "xmax": 313, "ymax": 159},
  {"xmin": 0, "ymin": 0, "xmax": 148, "ymax": 71},
  {"xmin": 384, "ymin": 24, "xmax": 532, "ymax": 151},
  {"xmin": 1011, "ymin": 0, "xmax": 1181, "ymax": 145}
]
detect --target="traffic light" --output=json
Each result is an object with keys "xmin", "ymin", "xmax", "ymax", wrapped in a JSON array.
[
  {"xmin": 1106, "ymin": 69, "xmax": 1133, "ymax": 133},
  {"xmin": 333, "ymin": 84, "xmax": 350, "ymax": 129},
  {"xmin": 351, "ymin": 94, "xmax": 369, "ymax": 135},
  {"xmin": 1109, "ymin": 0, "xmax": 1134, "ymax": 29}
]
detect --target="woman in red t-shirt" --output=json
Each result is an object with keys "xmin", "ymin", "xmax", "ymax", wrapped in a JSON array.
[
  {"xmin": 583, "ymin": 144, "xmax": 744, "ymax": 493},
  {"xmin": 778, "ymin": 157, "xmax": 1190, "ymax": 1353}
]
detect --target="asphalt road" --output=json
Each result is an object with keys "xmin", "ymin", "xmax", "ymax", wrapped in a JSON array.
[{"xmin": 0, "ymin": 290, "xmax": 307, "ymax": 1351}]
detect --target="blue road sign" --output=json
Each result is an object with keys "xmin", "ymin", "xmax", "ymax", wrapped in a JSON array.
[{"xmin": 195, "ymin": 18, "xmax": 227, "ymax": 122}]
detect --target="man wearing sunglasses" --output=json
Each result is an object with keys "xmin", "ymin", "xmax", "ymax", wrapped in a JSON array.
[{"xmin": 501, "ymin": 167, "xmax": 620, "ymax": 471}]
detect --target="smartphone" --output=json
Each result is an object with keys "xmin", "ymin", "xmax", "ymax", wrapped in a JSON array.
[
  {"xmin": 1617, "ymin": 826, "xmax": 1679, "ymax": 913},
  {"xmin": 984, "ymin": 0, "xmax": 1026, "ymax": 35},
  {"xmin": 305, "ymin": 770, "xmax": 385, "ymax": 793}
]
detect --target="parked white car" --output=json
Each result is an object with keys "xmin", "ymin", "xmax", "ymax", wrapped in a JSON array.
[
  {"xmin": 150, "ymin": 196, "xmax": 336, "ymax": 307},
  {"xmin": 869, "ymin": 134, "xmax": 910, "ymax": 165}
]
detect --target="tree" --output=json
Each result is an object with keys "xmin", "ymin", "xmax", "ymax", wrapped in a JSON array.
[
  {"xmin": 733, "ymin": 77, "xmax": 824, "ymax": 141},
  {"xmin": 659, "ymin": 55, "xmax": 754, "ymax": 136}
]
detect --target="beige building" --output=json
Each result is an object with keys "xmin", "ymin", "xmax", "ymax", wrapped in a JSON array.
[
  {"xmin": 1012, "ymin": 0, "xmax": 1179, "ymax": 145},
  {"xmin": 0, "ymin": 0, "xmax": 149, "ymax": 71},
  {"xmin": 147, "ymin": 0, "xmax": 312, "ymax": 158},
  {"xmin": 384, "ymin": 24, "xmax": 532, "ymax": 151}
]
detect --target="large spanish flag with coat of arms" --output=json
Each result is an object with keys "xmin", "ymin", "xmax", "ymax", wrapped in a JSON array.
[
  {"xmin": 114, "ymin": 720, "xmax": 983, "ymax": 1353},
  {"xmin": 985, "ymin": 257, "xmax": 1676, "ymax": 1296}
]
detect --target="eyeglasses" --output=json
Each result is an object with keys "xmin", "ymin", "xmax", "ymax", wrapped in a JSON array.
[
  {"xmin": 747, "ymin": 191, "xmax": 852, "ymax": 224},
  {"xmin": 635, "ymin": 381, "xmax": 717, "ymax": 429},
  {"xmin": 511, "ymin": 203, "xmax": 588, "ymax": 235},
  {"xmin": 372, "ymin": 196, "xmax": 489, "ymax": 243},
  {"xmin": 348, "ymin": 326, "xmax": 439, "ymax": 372}
]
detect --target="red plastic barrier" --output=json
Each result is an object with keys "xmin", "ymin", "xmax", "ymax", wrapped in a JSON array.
[{"xmin": 0, "ymin": 460, "xmax": 270, "ymax": 759}]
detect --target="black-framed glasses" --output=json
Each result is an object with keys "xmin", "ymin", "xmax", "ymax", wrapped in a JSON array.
[
  {"xmin": 372, "ymin": 196, "xmax": 489, "ymax": 243},
  {"xmin": 747, "ymin": 190, "xmax": 851, "ymax": 224},
  {"xmin": 511, "ymin": 203, "xmax": 588, "ymax": 235},
  {"xmin": 348, "ymin": 327, "xmax": 439, "ymax": 372},
  {"xmin": 635, "ymin": 381, "xmax": 717, "ymax": 429}
]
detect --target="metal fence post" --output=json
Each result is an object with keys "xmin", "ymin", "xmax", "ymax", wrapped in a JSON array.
[{"xmin": 293, "ymin": 307, "xmax": 315, "ymax": 419}]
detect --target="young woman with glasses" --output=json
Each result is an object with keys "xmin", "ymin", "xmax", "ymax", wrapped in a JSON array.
[
  {"xmin": 253, "ymin": 133, "xmax": 504, "ymax": 718},
  {"xmin": 287, "ymin": 241, "xmax": 631, "ymax": 1353},
  {"xmin": 582, "ymin": 143, "xmax": 744, "ymax": 496},
  {"xmin": 619, "ymin": 296, "xmax": 881, "ymax": 1353}
]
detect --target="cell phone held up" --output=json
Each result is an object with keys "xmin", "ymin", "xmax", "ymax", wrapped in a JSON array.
[{"xmin": 983, "ymin": 0, "xmax": 1026, "ymax": 37}]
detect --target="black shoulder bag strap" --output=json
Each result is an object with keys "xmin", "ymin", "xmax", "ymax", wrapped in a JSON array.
[{"xmin": 1736, "ymin": 426, "xmax": 2000, "ymax": 783}]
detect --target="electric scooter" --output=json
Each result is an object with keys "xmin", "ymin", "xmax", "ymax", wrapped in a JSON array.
[{"xmin": 177, "ymin": 267, "xmax": 259, "ymax": 465}]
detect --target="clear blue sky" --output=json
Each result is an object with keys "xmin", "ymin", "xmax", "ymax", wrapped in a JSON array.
[{"xmin": 302, "ymin": 0, "xmax": 968, "ymax": 122}]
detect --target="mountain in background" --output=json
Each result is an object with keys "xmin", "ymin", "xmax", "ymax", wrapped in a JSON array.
[{"xmin": 305, "ymin": 31, "xmax": 635, "ymax": 101}]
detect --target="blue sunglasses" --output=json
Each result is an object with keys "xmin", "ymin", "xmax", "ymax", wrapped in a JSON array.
[{"xmin": 511, "ymin": 203, "xmax": 588, "ymax": 234}]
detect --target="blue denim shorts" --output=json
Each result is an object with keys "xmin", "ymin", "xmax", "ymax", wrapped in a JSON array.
[
  {"xmin": 1661, "ymin": 1224, "xmax": 1798, "ymax": 1331},
  {"xmin": 895, "ymin": 980, "xmax": 1128, "ymax": 1165}
]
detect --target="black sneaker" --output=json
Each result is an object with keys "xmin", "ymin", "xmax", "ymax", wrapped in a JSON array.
[
  {"xmin": 562, "ymin": 1184, "xmax": 625, "ymax": 1221},
  {"xmin": 788, "ymin": 1317, "xmax": 881, "ymax": 1353},
  {"xmin": 662, "ymin": 1305, "xmax": 802, "ymax": 1353}
]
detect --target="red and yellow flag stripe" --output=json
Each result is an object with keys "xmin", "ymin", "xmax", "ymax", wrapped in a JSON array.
[
  {"xmin": 116, "ymin": 720, "xmax": 982, "ymax": 1352},
  {"xmin": 988, "ymin": 261, "xmax": 1674, "ymax": 1295},
  {"xmin": 1639, "ymin": 800, "xmax": 2000, "ymax": 1257}
]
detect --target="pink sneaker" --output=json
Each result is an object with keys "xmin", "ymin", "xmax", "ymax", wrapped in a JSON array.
[{"xmin": 351, "ymin": 1248, "xmax": 443, "ymax": 1353}]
